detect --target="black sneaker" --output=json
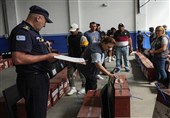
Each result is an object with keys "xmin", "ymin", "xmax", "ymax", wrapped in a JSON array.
[
  {"xmin": 111, "ymin": 68, "xmax": 121, "ymax": 73},
  {"xmin": 125, "ymin": 68, "xmax": 130, "ymax": 72}
]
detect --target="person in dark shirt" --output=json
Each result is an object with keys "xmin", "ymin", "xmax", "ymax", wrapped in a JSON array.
[
  {"xmin": 137, "ymin": 30, "xmax": 144, "ymax": 52},
  {"xmin": 77, "ymin": 37, "xmax": 117, "ymax": 93},
  {"xmin": 8, "ymin": 5, "xmax": 58, "ymax": 118},
  {"xmin": 144, "ymin": 27, "xmax": 155, "ymax": 45},
  {"xmin": 107, "ymin": 27, "xmax": 116, "ymax": 38},
  {"xmin": 66, "ymin": 23, "xmax": 88, "ymax": 95},
  {"xmin": 96, "ymin": 23, "xmax": 106, "ymax": 39}
]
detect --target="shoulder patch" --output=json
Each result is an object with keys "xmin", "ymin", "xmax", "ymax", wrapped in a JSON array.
[
  {"xmin": 23, "ymin": 26, "xmax": 30, "ymax": 31},
  {"xmin": 16, "ymin": 35, "xmax": 26, "ymax": 41}
]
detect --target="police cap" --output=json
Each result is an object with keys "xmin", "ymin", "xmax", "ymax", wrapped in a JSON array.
[{"xmin": 29, "ymin": 5, "xmax": 53, "ymax": 23}]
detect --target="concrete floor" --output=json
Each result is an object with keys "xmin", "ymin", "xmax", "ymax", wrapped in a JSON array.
[{"xmin": 0, "ymin": 54, "xmax": 157, "ymax": 118}]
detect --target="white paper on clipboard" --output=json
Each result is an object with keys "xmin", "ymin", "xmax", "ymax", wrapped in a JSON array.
[{"xmin": 54, "ymin": 55, "xmax": 86, "ymax": 65}]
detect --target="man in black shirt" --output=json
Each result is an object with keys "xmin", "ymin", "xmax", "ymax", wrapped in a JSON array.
[
  {"xmin": 9, "ymin": 5, "xmax": 58, "ymax": 118},
  {"xmin": 66, "ymin": 23, "xmax": 88, "ymax": 95},
  {"xmin": 137, "ymin": 30, "xmax": 144, "ymax": 52},
  {"xmin": 144, "ymin": 27, "xmax": 155, "ymax": 45}
]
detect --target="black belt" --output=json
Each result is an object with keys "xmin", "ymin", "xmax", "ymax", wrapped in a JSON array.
[{"xmin": 18, "ymin": 72, "xmax": 50, "ymax": 78}]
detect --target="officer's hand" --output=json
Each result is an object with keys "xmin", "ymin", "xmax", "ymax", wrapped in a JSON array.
[{"xmin": 47, "ymin": 53, "xmax": 59, "ymax": 62}]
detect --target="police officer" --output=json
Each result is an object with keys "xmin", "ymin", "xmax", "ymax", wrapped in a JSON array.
[{"xmin": 9, "ymin": 5, "xmax": 58, "ymax": 118}]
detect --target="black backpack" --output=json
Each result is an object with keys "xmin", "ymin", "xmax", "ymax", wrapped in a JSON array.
[{"xmin": 100, "ymin": 77, "xmax": 115, "ymax": 118}]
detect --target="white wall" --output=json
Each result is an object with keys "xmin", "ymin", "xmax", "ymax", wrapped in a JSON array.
[
  {"xmin": 0, "ymin": 0, "xmax": 5, "ymax": 36},
  {"xmin": 1, "ymin": 0, "xmax": 170, "ymax": 36},
  {"xmin": 7, "ymin": 0, "xmax": 136, "ymax": 34},
  {"xmin": 136, "ymin": 0, "xmax": 170, "ymax": 31},
  {"xmin": 15, "ymin": 0, "xmax": 70, "ymax": 34},
  {"xmin": 79, "ymin": 0, "xmax": 135, "ymax": 32},
  {"xmin": 146, "ymin": 0, "xmax": 170, "ymax": 29}
]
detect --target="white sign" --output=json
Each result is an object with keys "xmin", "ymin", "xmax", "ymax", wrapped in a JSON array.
[{"xmin": 54, "ymin": 55, "xmax": 86, "ymax": 65}]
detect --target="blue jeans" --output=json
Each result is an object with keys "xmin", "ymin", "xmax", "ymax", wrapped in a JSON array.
[
  {"xmin": 115, "ymin": 46, "xmax": 129, "ymax": 69},
  {"xmin": 153, "ymin": 57, "xmax": 167, "ymax": 81}
]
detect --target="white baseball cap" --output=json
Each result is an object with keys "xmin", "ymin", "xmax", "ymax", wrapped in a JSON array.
[{"xmin": 69, "ymin": 23, "xmax": 79, "ymax": 32}]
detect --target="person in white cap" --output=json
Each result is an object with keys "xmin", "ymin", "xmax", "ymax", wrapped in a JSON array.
[{"xmin": 66, "ymin": 23, "xmax": 89, "ymax": 95}]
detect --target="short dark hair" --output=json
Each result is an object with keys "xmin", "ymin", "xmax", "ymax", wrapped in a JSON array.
[
  {"xmin": 111, "ymin": 27, "xmax": 116, "ymax": 31},
  {"xmin": 90, "ymin": 22, "xmax": 96, "ymax": 26},
  {"xmin": 96, "ymin": 23, "xmax": 100, "ymax": 27},
  {"xmin": 149, "ymin": 27, "xmax": 154, "ymax": 32},
  {"xmin": 101, "ymin": 36, "xmax": 114, "ymax": 44},
  {"xmin": 138, "ymin": 30, "xmax": 141, "ymax": 33},
  {"xmin": 118, "ymin": 23, "xmax": 124, "ymax": 28}
]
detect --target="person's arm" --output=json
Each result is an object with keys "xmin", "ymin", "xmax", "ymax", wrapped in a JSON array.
[
  {"xmin": 128, "ymin": 37, "xmax": 133, "ymax": 53},
  {"xmin": 144, "ymin": 32, "xmax": 150, "ymax": 37},
  {"xmin": 149, "ymin": 44, "xmax": 167, "ymax": 54},
  {"xmin": 95, "ymin": 63, "xmax": 115, "ymax": 79},
  {"xmin": 141, "ymin": 35, "xmax": 144, "ymax": 45},
  {"xmin": 12, "ymin": 51, "xmax": 58, "ymax": 65},
  {"xmin": 149, "ymin": 37, "xmax": 168, "ymax": 54}
]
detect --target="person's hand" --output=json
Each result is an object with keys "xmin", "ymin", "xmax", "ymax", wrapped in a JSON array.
[
  {"xmin": 149, "ymin": 50, "xmax": 154, "ymax": 54},
  {"xmin": 129, "ymin": 47, "xmax": 133, "ymax": 53},
  {"xmin": 115, "ymin": 78, "xmax": 123, "ymax": 83},
  {"xmin": 109, "ymin": 73, "xmax": 124, "ymax": 84},
  {"xmin": 109, "ymin": 73, "xmax": 119, "ymax": 80},
  {"xmin": 45, "ymin": 41, "xmax": 51, "ymax": 47},
  {"xmin": 167, "ymin": 55, "xmax": 170, "ymax": 60},
  {"xmin": 47, "ymin": 53, "xmax": 59, "ymax": 62}
]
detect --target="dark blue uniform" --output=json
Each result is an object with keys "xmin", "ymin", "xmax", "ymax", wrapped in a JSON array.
[{"xmin": 9, "ymin": 21, "xmax": 50, "ymax": 118}]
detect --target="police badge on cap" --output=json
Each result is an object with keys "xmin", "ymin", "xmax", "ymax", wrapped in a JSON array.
[{"xmin": 29, "ymin": 5, "xmax": 53, "ymax": 23}]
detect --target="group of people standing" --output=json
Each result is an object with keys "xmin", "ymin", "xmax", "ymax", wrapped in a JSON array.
[
  {"xmin": 137, "ymin": 25, "xmax": 170, "ymax": 88},
  {"xmin": 66, "ymin": 22, "xmax": 133, "ymax": 95}
]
